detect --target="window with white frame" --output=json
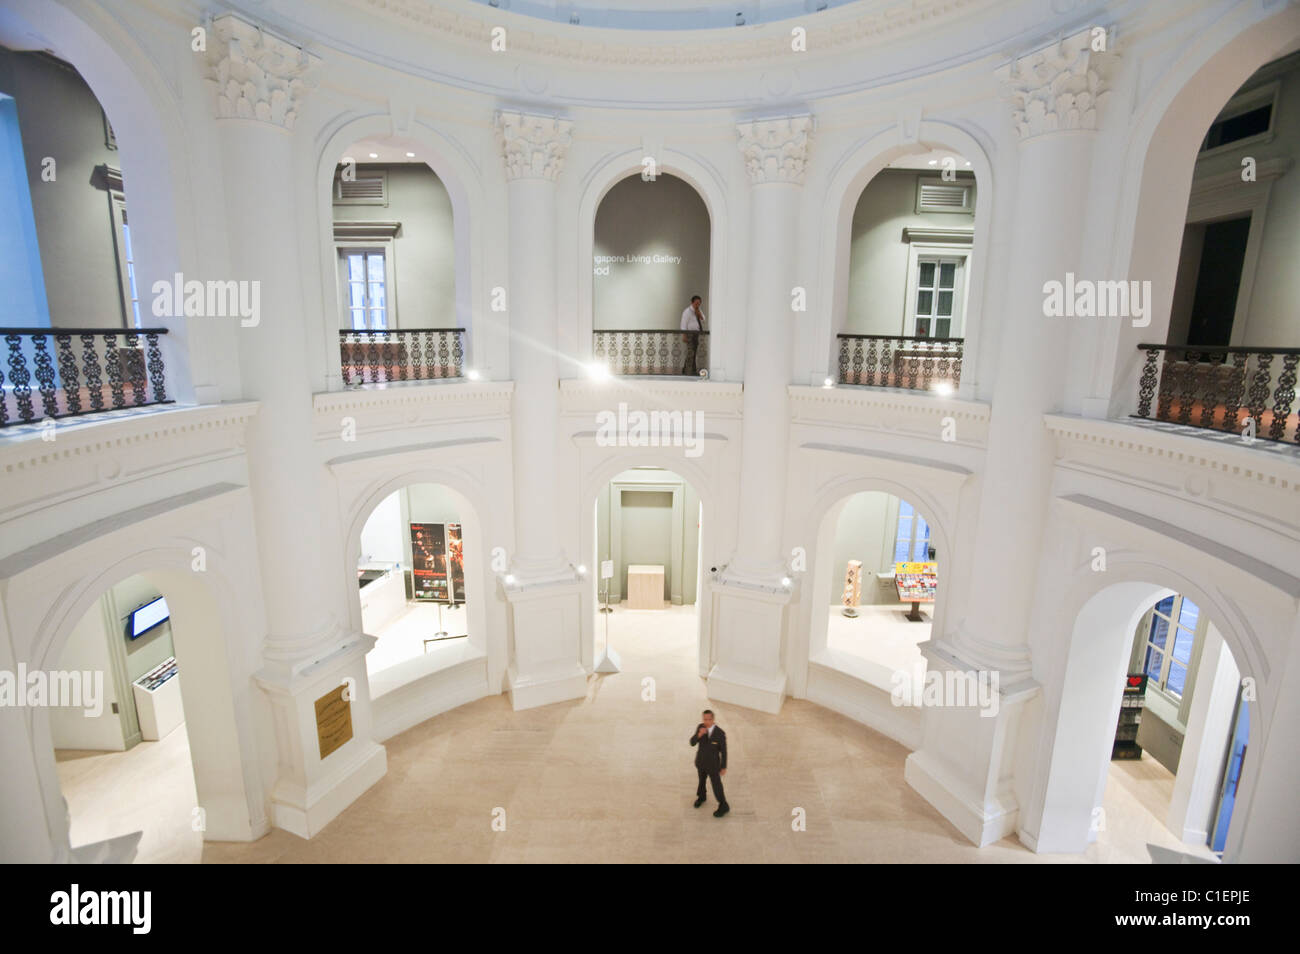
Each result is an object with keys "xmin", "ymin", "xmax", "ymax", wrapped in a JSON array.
[
  {"xmin": 1142, "ymin": 595, "xmax": 1201, "ymax": 699},
  {"xmin": 893, "ymin": 500, "xmax": 932, "ymax": 564},
  {"xmin": 912, "ymin": 256, "xmax": 963, "ymax": 338},
  {"xmin": 340, "ymin": 248, "xmax": 388, "ymax": 330}
]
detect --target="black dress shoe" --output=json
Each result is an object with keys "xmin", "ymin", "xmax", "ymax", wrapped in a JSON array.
[
  {"xmin": 713, "ymin": 804, "xmax": 730, "ymax": 817},
  {"xmin": 693, "ymin": 796, "xmax": 706, "ymax": 808}
]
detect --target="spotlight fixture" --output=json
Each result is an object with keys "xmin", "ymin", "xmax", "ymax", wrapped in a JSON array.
[
  {"xmin": 577, "ymin": 564, "xmax": 587, "ymax": 576},
  {"xmin": 405, "ymin": 151, "xmax": 416, "ymax": 158},
  {"xmin": 466, "ymin": 368, "xmax": 481, "ymax": 381},
  {"xmin": 588, "ymin": 362, "xmax": 610, "ymax": 380},
  {"xmin": 781, "ymin": 576, "xmax": 792, "ymax": 588},
  {"xmin": 504, "ymin": 573, "xmax": 516, "ymax": 585},
  {"xmin": 933, "ymin": 381, "xmax": 954, "ymax": 397},
  {"xmin": 368, "ymin": 152, "xmax": 379, "ymax": 159},
  {"xmin": 927, "ymin": 159, "xmax": 938, "ymax": 165},
  {"xmin": 822, "ymin": 377, "xmax": 834, "ymax": 388}
]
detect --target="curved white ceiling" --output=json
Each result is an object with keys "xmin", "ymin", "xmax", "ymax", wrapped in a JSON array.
[{"xmin": 469, "ymin": 0, "xmax": 850, "ymax": 31}]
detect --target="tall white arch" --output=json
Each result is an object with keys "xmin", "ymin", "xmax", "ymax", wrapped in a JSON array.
[
  {"xmin": 310, "ymin": 113, "xmax": 492, "ymax": 390},
  {"xmin": 811, "ymin": 120, "xmax": 996, "ymax": 400},
  {"xmin": 572, "ymin": 148, "xmax": 730, "ymax": 377}
]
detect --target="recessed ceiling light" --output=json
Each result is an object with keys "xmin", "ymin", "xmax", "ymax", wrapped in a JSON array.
[
  {"xmin": 368, "ymin": 152, "xmax": 378, "ymax": 159},
  {"xmin": 927, "ymin": 159, "xmax": 938, "ymax": 165},
  {"xmin": 405, "ymin": 152, "xmax": 416, "ymax": 158}
]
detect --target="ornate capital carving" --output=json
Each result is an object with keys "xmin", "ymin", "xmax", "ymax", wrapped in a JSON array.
[
  {"xmin": 996, "ymin": 29, "xmax": 1116, "ymax": 141},
  {"xmin": 495, "ymin": 111, "xmax": 573, "ymax": 182},
  {"xmin": 737, "ymin": 116, "xmax": 812, "ymax": 184},
  {"xmin": 206, "ymin": 14, "xmax": 320, "ymax": 130}
]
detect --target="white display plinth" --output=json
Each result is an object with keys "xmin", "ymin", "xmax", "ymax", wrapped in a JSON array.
[{"xmin": 132, "ymin": 657, "xmax": 183, "ymax": 741}]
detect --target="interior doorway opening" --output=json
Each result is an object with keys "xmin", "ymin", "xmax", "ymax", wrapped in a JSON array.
[
  {"xmin": 49, "ymin": 574, "xmax": 199, "ymax": 863},
  {"xmin": 356, "ymin": 482, "xmax": 483, "ymax": 682},
  {"xmin": 592, "ymin": 466, "xmax": 703, "ymax": 667},
  {"xmin": 814, "ymin": 490, "xmax": 938, "ymax": 691},
  {"xmin": 1038, "ymin": 581, "xmax": 1251, "ymax": 860}
]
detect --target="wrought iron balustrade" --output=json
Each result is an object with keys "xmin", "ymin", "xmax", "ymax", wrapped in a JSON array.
[
  {"xmin": 1135, "ymin": 343, "xmax": 1299, "ymax": 444},
  {"xmin": 339, "ymin": 328, "xmax": 465, "ymax": 386},
  {"xmin": 836, "ymin": 334, "xmax": 963, "ymax": 391},
  {"xmin": 1, "ymin": 327, "xmax": 171, "ymax": 428},
  {"xmin": 592, "ymin": 329, "xmax": 710, "ymax": 377}
]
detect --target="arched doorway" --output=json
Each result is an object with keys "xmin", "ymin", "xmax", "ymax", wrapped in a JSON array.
[
  {"xmin": 330, "ymin": 135, "xmax": 466, "ymax": 387},
  {"xmin": 1033, "ymin": 580, "xmax": 1253, "ymax": 861},
  {"xmin": 591, "ymin": 172, "xmax": 713, "ymax": 377},
  {"xmin": 589, "ymin": 465, "xmax": 706, "ymax": 675},
  {"xmin": 833, "ymin": 148, "xmax": 978, "ymax": 395},
  {"xmin": 27, "ymin": 559, "xmax": 259, "ymax": 863},
  {"xmin": 349, "ymin": 480, "xmax": 489, "ymax": 693}
]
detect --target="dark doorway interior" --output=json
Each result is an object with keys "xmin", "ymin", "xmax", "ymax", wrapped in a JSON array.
[{"xmin": 1184, "ymin": 215, "xmax": 1251, "ymax": 348}]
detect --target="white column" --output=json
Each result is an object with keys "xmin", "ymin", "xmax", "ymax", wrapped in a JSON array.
[
  {"xmin": 948, "ymin": 33, "xmax": 1115, "ymax": 685},
  {"xmin": 906, "ymin": 32, "xmax": 1117, "ymax": 845},
  {"xmin": 705, "ymin": 117, "xmax": 812, "ymax": 714},
  {"xmin": 494, "ymin": 111, "xmax": 587, "ymax": 709},
  {"xmin": 207, "ymin": 15, "xmax": 384, "ymax": 837},
  {"xmin": 496, "ymin": 111, "xmax": 573, "ymax": 583}
]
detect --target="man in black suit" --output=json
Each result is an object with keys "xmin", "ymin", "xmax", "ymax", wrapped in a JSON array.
[{"xmin": 689, "ymin": 709, "xmax": 729, "ymax": 817}]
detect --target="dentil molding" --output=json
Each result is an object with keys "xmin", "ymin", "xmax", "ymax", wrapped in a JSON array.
[
  {"xmin": 737, "ymin": 116, "xmax": 813, "ymax": 184},
  {"xmin": 495, "ymin": 110, "xmax": 574, "ymax": 181},
  {"xmin": 995, "ymin": 28, "xmax": 1116, "ymax": 140},
  {"xmin": 206, "ymin": 13, "xmax": 321, "ymax": 130}
]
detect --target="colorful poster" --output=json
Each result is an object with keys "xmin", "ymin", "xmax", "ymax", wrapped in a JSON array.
[
  {"xmin": 410, "ymin": 522, "xmax": 448, "ymax": 601},
  {"xmin": 446, "ymin": 523, "xmax": 465, "ymax": 603}
]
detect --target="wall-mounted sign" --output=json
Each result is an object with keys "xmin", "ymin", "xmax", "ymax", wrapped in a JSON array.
[{"xmin": 315, "ymin": 685, "xmax": 352, "ymax": 760}]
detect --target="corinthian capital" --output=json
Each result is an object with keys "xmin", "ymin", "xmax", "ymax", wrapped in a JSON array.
[
  {"xmin": 206, "ymin": 14, "xmax": 320, "ymax": 130},
  {"xmin": 996, "ymin": 29, "xmax": 1116, "ymax": 141},
  {"xmin": 495, "ymin": 111, "xmax": 574, "ymax": 182},
  {"xmin": 737, "ymin": 116, "xmax": 813, "ymax": 184}
]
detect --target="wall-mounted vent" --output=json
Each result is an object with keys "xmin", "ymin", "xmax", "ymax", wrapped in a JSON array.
[
  {"xmin": 334, "ymin": 172, "xmax": 387, "ymax": 206},
  {"xmin": 915, "ymin": 178, "xmax": 973, "ymax": 214}
]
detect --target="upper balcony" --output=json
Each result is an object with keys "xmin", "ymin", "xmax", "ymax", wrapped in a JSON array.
[{"xmin": 1, "ymin": 327, "xmax": 174, "ymax": 430}]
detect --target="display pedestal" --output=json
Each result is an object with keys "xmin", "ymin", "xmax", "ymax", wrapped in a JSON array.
[
  {"xmin": 704, "ymin": 574, "xmax": 791, "ymax": 714},
  {"xmin": 253, "ymin": 633, "xmax": 386, "ymax": 839},
  {"xmin": 503, "ymin": 575, "xmax": 588, "ymax": 710}
]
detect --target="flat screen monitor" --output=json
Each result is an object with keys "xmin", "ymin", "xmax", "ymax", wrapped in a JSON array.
[{"xmin": 127, "ymin": 596, "xmax": 169, "ymax": 641}]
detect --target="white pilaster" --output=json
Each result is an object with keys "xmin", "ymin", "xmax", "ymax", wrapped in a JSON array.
[
  {"xmin": 907, "ymin": 31, "xmax": 1116, "ymax": 844},
  {"xmin": 495, "ymin": 110, "xmax": 587, "ymax": 709},
  {"xmin": 207, "ymin": 13, "xmax": 384, "ymax": 833},
  {"xmin": 704, "ymin": 117, "xmax": 811, "ymax": 714}
]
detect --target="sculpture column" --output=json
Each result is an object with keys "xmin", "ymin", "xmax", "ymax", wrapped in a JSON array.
[
  {"xmin": 705, "ymin": 117, "xmax": 812, "ymax": 714},
  {"xmin": 495, "ymin": 111, "xmax": 588, "ymax": 709},
  {"xmin": 905, "ymin": 30, "xmax": 1115, "ymax": 846},
  {"xmin": 206, "ymin": 14, "xmax": 384, "ymax": 838}
]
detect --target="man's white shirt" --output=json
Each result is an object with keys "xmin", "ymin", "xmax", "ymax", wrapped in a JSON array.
[{"xmin": 681, "ymin": 305, "xmax": 705, "ymax": 331}]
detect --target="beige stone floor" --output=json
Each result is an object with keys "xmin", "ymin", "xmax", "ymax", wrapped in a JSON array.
[{"xmin": 58, "ymin": 604, "xmax": 1219, "ymax": 863}]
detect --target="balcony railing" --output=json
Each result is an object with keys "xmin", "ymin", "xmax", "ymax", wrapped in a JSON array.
[
  {"xmin": 1, "ymin": 327, "xmax": 172, "ymax": 428},
  {"xmin": 836, "ymin": 334, "xmax": 963, "ymax": 391},
  {"xmin": 339, "ymin": 328, "xmax": 465, "ymax": 387},
  {"xmin": 1135, "ymin": 344, "xmax": 1299, "ymax": 444},
  {"xmin": 593, "ymin": 330, "xmax": 709, "ymax": 377}
]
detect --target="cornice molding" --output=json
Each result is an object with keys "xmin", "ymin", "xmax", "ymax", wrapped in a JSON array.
[
  {"xmin": 995, "ymin": 28, "xmax": 1116, "ymax": 141},
  {"xmin": 902, "ymin": 226, "xmax": 975, "ymax": 244},
  {"xmin": 355, "ymin": 0, "xmax": 994, "ymax": 68},
  {"xmin": 737, "ymin": 116, "xmax": 813, "ymax": 185},
  {"xmin": 495, "ymin": 110, "xmax": 574, "ymax": 182},
  {"xmin": 332, "ymin": 220, "xmax": 402, "ymax": 240},
  {"xmin": 206, "ymin": 13, "xmax": 321, "ymax": 130}
]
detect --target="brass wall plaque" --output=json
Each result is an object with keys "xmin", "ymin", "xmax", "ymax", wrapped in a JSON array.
[{"xmin": 315, "ymin": 685, "xmax": 353, "ymax": 760}]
